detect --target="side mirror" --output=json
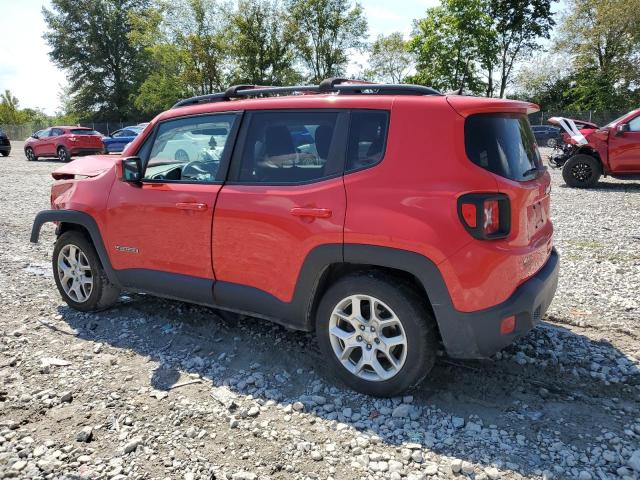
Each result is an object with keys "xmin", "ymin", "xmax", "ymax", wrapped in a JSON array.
[
  {"xmin": 122, "ymin": 157, "xmax": 142, "ymax": 183},
  {"xmin": 31, "ymin": 133, "xmax": 38, "ymax": 139},
  {"xmin": 616, "ymin": 123, "xmax": 630, "ymax": 136}
]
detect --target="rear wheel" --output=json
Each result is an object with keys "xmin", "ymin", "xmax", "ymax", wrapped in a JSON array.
[
  {"xmin": 316, "ymin": 273, "xmax": 438, "ymax": 397},
  {"xmin": 25, "ymin": 147, "xmax": 36, "ymax": 161},
  {"xmin": 53, "ymin": 231, "xmax": 120, "ymax": 312},
  {"xmin": 58, "ymin": 146, "xmax": 70, "ymax": 162},
  {"xmin": 562, "ymin": 154, "xmax": 601, "ymax": 188}
]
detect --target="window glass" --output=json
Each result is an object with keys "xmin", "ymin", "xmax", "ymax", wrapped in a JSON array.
[
  {"xmin": 144, "ymin": 114, "xmax": 238, "ymax": 183},
  {"xmin": 237, "ymin": 111, "xmax": 339, "ymax": 184},
  {"xmin": 51, "ymin": 128, "xmax": 64, "ymax": 136},
  {"xmin": 629, "ymin": 116, "xmax": 640, "ymax": 132},
  {"xmin": 465, "ymin": 113, "xmax": 541, "ymax": 181},
  {"xmin": 71, "ymin": 129, "xmax": 99, "ymax": 135},
  {"xmin": 38, "ymin": 129, "xmax": 51, "ymax": 138},
  {"xmin": 346, "ymin": 111, "xmax": 390, "ymax": 172},
  {"xmin": 112, "ymin": 130, "xmax": 125, "ymax": 138}
]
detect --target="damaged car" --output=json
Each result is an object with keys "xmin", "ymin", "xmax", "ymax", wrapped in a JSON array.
[{"xmin": 547, "ymin": 109, "xmax": 640, "ymax": 187}]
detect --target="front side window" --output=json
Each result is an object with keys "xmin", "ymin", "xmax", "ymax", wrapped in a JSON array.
[
  {"xmin": 143, "ymin": 113, "xmax": 239, "ymax": 183},
  {"xmin": 629, "ymin": 115, "xmax": 640, "ymax": 132},
  {"xmin": 236, "ymin": 111, "xmax": 342, "ymax": 184},
  {"xmin": 465, "ymin": 113, "xmax": 541, "ymax": 181},
  {"xmin": 346, "ymin": 110, "xmax": 390, "ymax": 172},
  {"xmin": 38, "ymin": 129, "xmax": 51, "ymax": 138}
]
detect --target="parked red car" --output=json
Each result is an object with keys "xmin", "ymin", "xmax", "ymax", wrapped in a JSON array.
[
  {"xmin": 548, "ymin": 108, "xmax": 640, "ymax": 187},
  {"xmin": 24, "ymin": 126, "xmax": 103, "ymax": 162},
  {"xmin": 31, "ymin": 79, "xmax": 558, "ymax": 396}
]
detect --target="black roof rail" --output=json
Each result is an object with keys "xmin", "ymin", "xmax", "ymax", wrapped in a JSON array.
[{"xmin": 172, "ymin": 79, "xmax": 442, "ymax": 109}]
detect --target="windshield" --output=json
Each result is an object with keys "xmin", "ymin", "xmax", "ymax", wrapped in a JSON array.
[
  {"xmin": 603, "ymin": 110, "xmax": 640, "ymax": 128},
  {"xmin": 465, "ymin": 113, "xmax": 541, "ymax": 181}
]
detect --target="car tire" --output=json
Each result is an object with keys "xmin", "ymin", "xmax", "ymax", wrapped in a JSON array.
[
  {"xmin": 25, "ymin": 147, "xmax": 36, "ymax": 161},
  {"xmin": 52, "ymin": 231, "xmax": 121, "ymax": 312},
  {"xmin": 58, "ymin": 146, "xmax": 70, "ymax": 163},
  {"xmin": 315, "ymin": 273, "xmax": 438, "ymax": 397},
  {"xmin": 562, "ymin": 154, "xmax": 601, "ymax": 188}
]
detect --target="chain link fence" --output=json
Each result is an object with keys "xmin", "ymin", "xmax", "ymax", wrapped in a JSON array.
[
  {"xmin": 0, "ymin": 121, "xmax": 148, "ymax": 140},
  {"xmin": 529, "ymin": 111, "xmax": 627, "ymax": 127}
]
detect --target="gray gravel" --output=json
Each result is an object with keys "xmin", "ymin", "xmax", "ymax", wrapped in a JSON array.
[{"xmin": 0, "ymin": 143, "xmax": 639, "ymax": 479}]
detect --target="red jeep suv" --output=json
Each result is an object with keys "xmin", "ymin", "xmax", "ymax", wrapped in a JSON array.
[
  {"xmin": 31, "ymin": 79, "xmax": 559, "ymax": 396},
  {"xmin": 24, "ymin": 126, "xmax": 103, "ymax": 162}
]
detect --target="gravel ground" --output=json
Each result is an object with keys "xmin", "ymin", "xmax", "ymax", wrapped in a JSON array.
[{"xmin": 0, "ymin": 143, "xmax": 639, "ymax": 480}]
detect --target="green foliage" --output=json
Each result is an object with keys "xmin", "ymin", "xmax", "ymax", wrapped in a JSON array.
[
  {"xmin": 43, "ymin": 0, "xmax": 152, "ymax": 120},
  {"xmin": 286, "ymin": 0, "xmax": 368, "ymax": 82},
  {"xmin": 229, "ymin": 0, "xmax": 300, "ymax": 85},
  {"xmin": 365, "ymin": 33, "xmax": 414, "ymax": 83},
  {"xmin": 409, "ymin": 0, "xmax": 555, "ymax": 96},
  {"xmin": 408, "ymin": 0, "xmax": 496, "ymax": 94},
  {"xmin": 552, "ymin": 0, "xmax": 640, "ymax": 111}
]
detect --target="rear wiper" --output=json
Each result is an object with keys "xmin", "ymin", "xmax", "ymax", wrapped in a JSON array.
[{"xmin": 522, "ymin": 166, "xmax": 547, "ymax": 178}]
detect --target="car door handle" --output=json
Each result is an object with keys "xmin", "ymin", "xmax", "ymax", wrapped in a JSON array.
[
  {"xmin": 290, "ymin": 207, "xmax": 332, "ymax": 218},
  {"xmin": 176, "ymin": 202, "xmax": 208, "ymax": 211}
]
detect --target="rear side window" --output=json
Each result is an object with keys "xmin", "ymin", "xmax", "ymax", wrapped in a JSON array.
[
  {"xmin": 71, "ymin": 129, "xmax": 99, "ymax": 135},
  {"xmin": 236, "ymin": 111, "xmax": 343, "ymax": 184},
  {"xmin": 346, "ymin": 110, "xmax": 389, "ymax": 172},
  {"xmin": 465, "ymin": 113, "xmax": 541, "ymax": 181}
]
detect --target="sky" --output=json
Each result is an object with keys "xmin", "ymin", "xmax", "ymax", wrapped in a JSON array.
[{"xmin": 0, "ymin": 0, "xmax": 437, "ymax": 115}]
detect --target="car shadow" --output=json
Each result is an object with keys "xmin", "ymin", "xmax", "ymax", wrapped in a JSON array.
[{"xmin": 53, "ymin": 295, "xmax": 639, "ymax": 478}]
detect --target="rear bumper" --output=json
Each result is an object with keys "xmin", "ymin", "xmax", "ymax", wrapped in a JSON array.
[
  {"xmin": 69, "ymin": 147, "xmax": 103, "ymax": 156},
  {"xmin": 437, "ymin": 248, "xmax": 559, "ymax": 359},
  {"xmin": 0, "ymin": 144, "xmax": 10, "ymax": 154}
]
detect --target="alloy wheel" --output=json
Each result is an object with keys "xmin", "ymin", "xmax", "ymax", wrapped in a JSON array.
[
  {"xmin": 58, "ymin": 148, "xmax": 68, "ymax": 162},
  {"xmin": 57, "ymin": 244, "xmax": 93, "ymax": 303},
  {"xmin": 571, "ymin": 161, "xmax": 592, "ymax": 183},
  {"xmin": 328, "ymin": 294, "xmax": 407, "ymax": 382},
  {"xmin": 26, "ymin": 148, "xmax": 34, "ymax": 161}
]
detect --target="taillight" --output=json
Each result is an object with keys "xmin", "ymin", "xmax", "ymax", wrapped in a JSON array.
[
  {"xmin": 69, "ymin": 136, "xmax": 78, "ymax": 142},
  {"xmin": 457, "ymin": 193, "xmax": 511, "ymax": 240}
]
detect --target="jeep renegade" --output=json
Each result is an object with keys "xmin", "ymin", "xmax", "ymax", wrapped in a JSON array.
[{"xmin": 31, "ymin": 79, "xmax": 559, "ymax": 396}]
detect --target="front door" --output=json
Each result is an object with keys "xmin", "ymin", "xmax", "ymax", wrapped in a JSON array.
[
  {"xmin": 609, "ymin": 115, "xmax": 640, "ymax": 172},
  {"xmin": 212, "ymin": 110, "xmax": 349, "ymax": 303},
  {"xmin": 33, "ymin": 128, "xmax": 51, "ymax": 156},
  {"xmin": 104, "ymin": 112, "xmax": 241, "ymax": 283}
]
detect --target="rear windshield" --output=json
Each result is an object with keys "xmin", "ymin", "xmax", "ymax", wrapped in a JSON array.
[
  {"xmin": 465, "ymin": 113, "xmax": 541, "ymax": 181},
  {"xmin": 71, "ymin": 129, "xmax": 100, "ymax": 135}
]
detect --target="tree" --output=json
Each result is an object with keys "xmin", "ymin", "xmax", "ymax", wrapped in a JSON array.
[
  {"xmin": 129, "ymin": 0, "xmax": 232, "ymax": 115},
  {"xmin": 0, "ymin": 90, "xmax": 23, "ymax": 124},
  {"xmin": 43, "ymin": 0, "xmax": 151, "ymax": 120},
  {"xmin": 554, "ymin": 0, "xmax": 640, "ymax": 110},
  {"xmin": 229, "ymin": 0, "xmax": 300, "ymax": 85},
  {"xmin": 287, "ymin": 0, "xmax": 368, "ymax": 82},
  {"xmin": 365, "ymin": 33, "xmax": 414, "ymax": 83},
  {"xmin": 489, "ymin": 0, "xmax": 556, "ymax": 98},
  {"xmin": 408, "ymin": 0, "xmax": 496, "ymax": 94}
]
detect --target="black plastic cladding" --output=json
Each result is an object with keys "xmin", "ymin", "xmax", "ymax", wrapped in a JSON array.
[{"xmin": 172, "ymin": 78, "xmax": 442, "ymax": 109}]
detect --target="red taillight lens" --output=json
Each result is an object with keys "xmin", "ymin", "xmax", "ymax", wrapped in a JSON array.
[
  {"xmin": 457, "ymin": 193, "xmax": 510, "ymax": 240},
  {"xmin": 483, "ymin": 199, "xmax": 499, "ymax": 234},
  {"xmin": 69, "ymin": 136, "xmax": 77, "ymax": 142},
  {"xmin": 460, "ymin": 203, "xmax": 477, "ymax": 228}
]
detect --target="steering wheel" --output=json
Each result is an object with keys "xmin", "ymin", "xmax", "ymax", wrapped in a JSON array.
[{"xmin": 182, "ymin": 160, "xmax": 215, "ymax": 179}]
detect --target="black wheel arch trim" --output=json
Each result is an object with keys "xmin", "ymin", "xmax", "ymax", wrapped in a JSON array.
[{"xmin": 31, "ymin": 209, "xmax": 121, "ymax": 286}]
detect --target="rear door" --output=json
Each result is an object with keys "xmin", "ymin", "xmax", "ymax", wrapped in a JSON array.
[
  {"xmin": 609, "ymin": 114, "xmax": 640, "ymax": 172},
  {"xmin": 48, "ymin": 128, "xmax": 65, "ymax": 155},
  {"xmin": 212, "ymin": 110, "xmax": 348, "ymax": 303}
]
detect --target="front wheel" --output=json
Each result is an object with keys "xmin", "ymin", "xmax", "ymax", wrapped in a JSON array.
[
  {"xmin": 58, "ymin": 146, "xmax": 70, "ymax": 162},
  {"xmin": 53, "ymin": 231, "xmax": 121, "ymax": 312},
  {"xmin": 316, "ymin": 273, "xmax": 438, "ymax": 397},
  {"xmin": 562, "ymin": 154, "xmax": 601, "ymax": 188},
  {"xmin": 25, "ymin": 147, "xmax": 36, "ymax": 161}
]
